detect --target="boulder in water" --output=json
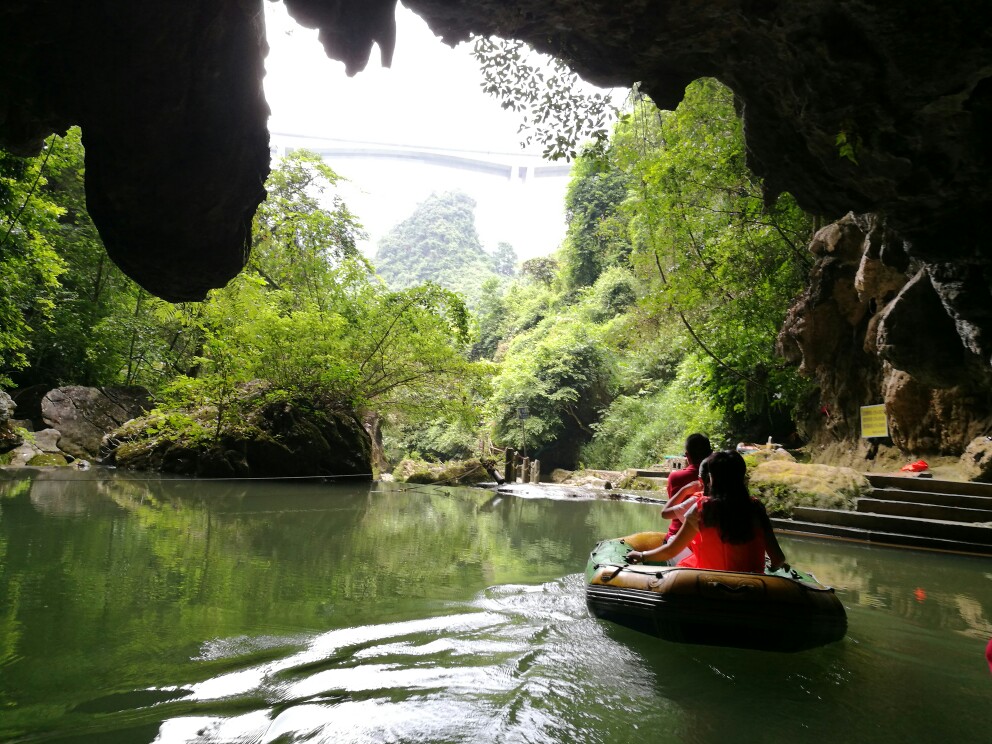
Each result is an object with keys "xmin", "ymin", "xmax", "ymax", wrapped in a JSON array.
[{"xmin": 41, "ymin": 386, "xmax": 152, "ymax": 459}]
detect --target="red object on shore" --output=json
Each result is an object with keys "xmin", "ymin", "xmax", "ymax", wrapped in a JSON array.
[
  {"xmin": 900, "ymin": 459, "xmax": 929, "ymax": 472},
  {"xmin": 986, "ymin": 638, "xmax": 992, "ymax": 674}
]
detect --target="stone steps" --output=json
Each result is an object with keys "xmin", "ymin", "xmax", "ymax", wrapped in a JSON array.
[
  {"xmin": 769, "ymin": 474, "xmax": 992, "ymax": 556},
  {"xmin": 866, "ymin": 488, "xmax": 992, "ymax": 511},
  {"xmin": 770, "ymin": 517, "xmax": 992, "ymax": 556},
  {"xmin": 867, "ymin": 474, "xmax": 992, "ymax": 498},
  {"xmin": 856, "ymin": 497, "xmax": 992, "ymax": 523},
  {"xmin": 630, "ymin": 468, "xmax": 673, "ymax": 479}
]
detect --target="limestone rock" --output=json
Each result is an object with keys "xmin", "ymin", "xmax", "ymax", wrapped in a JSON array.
[
  {"xmin": 749, "ymin": 461, "xmax": 870, "ymax": 516},
  {"xmin": 0, "ymin": 390, "xmax": 22, "ymax": 451},
  {"xmin": 42, "ymin": 386, "xmax": 152, "ymax": 460},
  {"xmin": 3, "ymin": 442, "xmax": 44, "ymax": 467},
  {"xmin": 0, "ymin": 390, "xmax": 14, "ymax": 421},
  {"xmin": 960, "ymin": 436, "xmax": 992, "ymax": 483},
  {"xmin": 780, "ymin": 214, "xmax": 992, "ymax": 457},
  {"xmin": 392, "ymin": 458, "xmax": 491, "ymax": 485},
  {"xmin": 105, "ymin": 394, "xmax": 372, "ymax": 479},
  {"xmin": 32, "ymin": 428, "xmax": 63, "ymax": 454}
]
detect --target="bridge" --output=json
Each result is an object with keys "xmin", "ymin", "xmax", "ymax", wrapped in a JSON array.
[{"xmin": 270, "ymin": 133, "xmax": 573, "ymax": 183}]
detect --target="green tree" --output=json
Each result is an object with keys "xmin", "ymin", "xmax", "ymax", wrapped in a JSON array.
[
  {"xmin": 614, "ymin": 80, "xmax": 814, "ymax": 437},
  {"xmin": 1, "ymin": 128, "xmax": 193, "ymax": 390},
  {"xmin": 488, "ymin": 317, "xmax": 615, "ymax": 469},
  {"xmin": 0, "ymin": 137, "xmax": 66, "ymax": 384},
  {"xmin": 492, "ymin": 241, "xmax": 517, "ymax": 277},
  {"xmin": 249, "ymin": 149, "xmax": 369, "ymax": 310},
  {"xmin": 156, "ymin": 154, "xmax": 487, "ymax": 446},
  {"xmin": 476, "ymin": 78, "xmax": 816, "ymax": 467},
  {"xmin": 519, "ymin": 256, "xmax": 558, "ymax": 287},
  {"xmin": 558, "ymin": 154, "xmax": 631, "ymax": 292}
]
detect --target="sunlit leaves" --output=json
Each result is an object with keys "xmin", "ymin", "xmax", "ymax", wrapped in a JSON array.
[
  {"xmin": 613, "ymin": 79, "xmax": 814, "ymax": 430},
  {"xmin": 488, "ymin": 315, "xmax": 616, "ymax": 457},
  {"xmin": 251, "ymin": 149, "xmax": 370, "ymax": 310},
  {"xmin": 0, "ymin": 137, "xmax": 66, "ymax": 382}
]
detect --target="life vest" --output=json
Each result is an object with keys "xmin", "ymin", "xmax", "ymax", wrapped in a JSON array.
[{"xmin": 677, "ymin": 496, "xmax": 767, "ymax": 573}]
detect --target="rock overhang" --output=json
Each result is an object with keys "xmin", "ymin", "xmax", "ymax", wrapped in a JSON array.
[{"xmin": 1, "ymin": 1, "xmax": 990, "ymax": 317}]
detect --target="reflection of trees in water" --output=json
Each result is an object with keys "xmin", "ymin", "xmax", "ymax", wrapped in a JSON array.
[
  {"xmin": 783, "ymin": 537, "xmax": 992, "ymax": 639},
  {"xmin": 2, "ymin": 473, "xmax": 991, "ymax": 741}
]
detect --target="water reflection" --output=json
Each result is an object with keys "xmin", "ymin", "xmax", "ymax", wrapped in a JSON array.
[{"xmin": 1, "ymin": 470, "xmax": 991, "ymax": 743}]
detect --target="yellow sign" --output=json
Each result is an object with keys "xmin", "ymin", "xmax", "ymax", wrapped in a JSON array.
[{"xmin": 860, "ymin": 404, "xmax": 889, "ymax": 438}]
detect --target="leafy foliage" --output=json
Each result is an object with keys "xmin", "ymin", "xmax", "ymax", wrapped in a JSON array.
[
  {"xmin": 476, "ymin": 78, "xmax": 815, "ymax": 468},
  {"xmin": 488, "ymin": 315, "xmax": 616, "ymax": 464},
  {"xmin": 0, "ymin": 138, "xmax": 66, "ymax": 383},
  {"xmin": 580, "ymin": 356, "xmax": 726, "ymax": 468},
  {"xmin": 0, "ymin": 142, "xmax": 488, "ymax": 459},
  {"xmin": 1, "ymin": 78, "xmax": 817, "ymax": 474},
  {"xmin": 471, "ymin": 37, "xmax": 618, "ymax": 160},
  {"xmin": 558, "ymin": 155, "xmax": 631, "ymax": 292},
  {"xmin": 613, "ymin": 80, "xmax": 815, "ymax": 438},
  {"xmin": 492, "ymin": 241, "xmax": 517, "ymax": 277},
  {"xmin": 167, "ymin": 167, "xmax": 485, "ymax": 439},
  {"xmin": 249, "ymin": 149, "xmax": 369, "ymax": 308},
  {"xmin": 1, "ymin": 129, "xmax": 204, "ymax": 389}
]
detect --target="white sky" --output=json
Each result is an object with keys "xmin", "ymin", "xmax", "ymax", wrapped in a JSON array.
[{"xmin": 262, "ymin": 1, "xmax": 617, "ymax": 261}]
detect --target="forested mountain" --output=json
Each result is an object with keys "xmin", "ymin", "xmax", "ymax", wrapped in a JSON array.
[{"xmin": 373, "ymin": 191, "xmax": 515, "ymax": 309}]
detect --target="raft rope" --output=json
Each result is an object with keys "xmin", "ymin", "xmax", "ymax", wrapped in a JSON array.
[{"xmin": 0, "ymin": 472, "xmax": 376, "ymax": 483}]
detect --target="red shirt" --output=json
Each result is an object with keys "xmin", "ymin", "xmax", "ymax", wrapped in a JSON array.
[
  {"xmin": 665, "ymin": 463, "xmax": 699, "ymax": 541},
  {"xmin": 677, "ymin": 497, "xmax": 768, "ymax": 573}
]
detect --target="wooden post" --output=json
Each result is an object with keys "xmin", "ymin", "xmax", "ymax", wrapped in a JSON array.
[
  {"xmin": 521, "ymin": 457, "xmax": 529, "ymax": 484},
  {"xmin": 530, "ymin": 459, "xmax": 540, "ymax": 484},
  {"xmin": 505, "ymin": 448, "xmax": 515, "ymax": 483}
]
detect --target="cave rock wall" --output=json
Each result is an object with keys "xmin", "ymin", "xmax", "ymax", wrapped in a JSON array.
[{"xmin": 779, "ymin": 214, "xmax": 992, "ymax": 455}]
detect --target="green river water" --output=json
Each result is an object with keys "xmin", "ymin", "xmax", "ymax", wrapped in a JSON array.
[{"xmin": 0, "ymin": 468, "xmax": 990, "ymax": 743}]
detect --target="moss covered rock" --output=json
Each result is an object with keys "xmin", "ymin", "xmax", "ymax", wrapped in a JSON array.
[
  {"xmin": 749, "ymin": 460, "xmax": 870, "ymax": 516},
  {"xmin": 615, "ymin": 470, "xmax": 665, "ymax": 491},
  {"xmin": 740, "ymin": 448, "xmax": 797, "ymax": 468},
  {"xmin": 104, "ymin": 386, "xmax": 371, "ymax": 479},
  {"xmin": 393, "ymin": 458, "xmax": 492, "ymax": 485},
  {"xmin": 26, "ymin": 452, "xmax": 69, "ymax": 467}
]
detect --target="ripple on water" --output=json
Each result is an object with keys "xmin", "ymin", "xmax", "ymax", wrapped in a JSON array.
[{"xmin": 144, "ymin": 575, "xmax": 682, "ymax": 743}]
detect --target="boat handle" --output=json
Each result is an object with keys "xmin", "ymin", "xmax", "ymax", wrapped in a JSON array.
[
  {"xmin": 605, "ymin": 565, "xmax": 626, "ymax": 580},
  {"xmin": 706, "ymin": 581, "xmax": 757, "ymax": 593}
]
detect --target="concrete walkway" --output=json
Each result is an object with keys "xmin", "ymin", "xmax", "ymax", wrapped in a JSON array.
[{"xmin": 771, "ymin": 474, "xmax": 992, "ymax": 556}]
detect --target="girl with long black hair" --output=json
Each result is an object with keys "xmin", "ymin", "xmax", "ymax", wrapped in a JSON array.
[{"xmin": 627, "ymin": 449, "xmax": 787, "ymax": 572}]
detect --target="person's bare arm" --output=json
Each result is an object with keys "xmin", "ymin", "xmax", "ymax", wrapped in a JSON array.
[
  {"xmin": 628, "ymin": 505, "xmax": 700, "ymax": 563},
  {"xmin": 661, "ymin": 479, "xmax": 702, "ymax": 519}
]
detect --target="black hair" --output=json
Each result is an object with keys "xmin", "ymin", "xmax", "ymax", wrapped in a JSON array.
[
  {"xmin": 698, "ymin": 456, "xmax": 712, "ymax": 496},
  {"xmin": 685, "ymin": 433, "xmax": 713, "ymax": 465},
  {"xmin": 700, "ymin": 449, "xmax": 763, "ymax": 544}
]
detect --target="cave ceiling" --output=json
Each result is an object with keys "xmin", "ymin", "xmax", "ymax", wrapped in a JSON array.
[{"xmin": 2, "ymin": 0, "xmax": 990, "ymax": 312}]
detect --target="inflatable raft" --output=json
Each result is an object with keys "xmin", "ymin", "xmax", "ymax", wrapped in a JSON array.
[{"xmin": 585, "ymin": 533, "xmax": 847, "ymax": 652}]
